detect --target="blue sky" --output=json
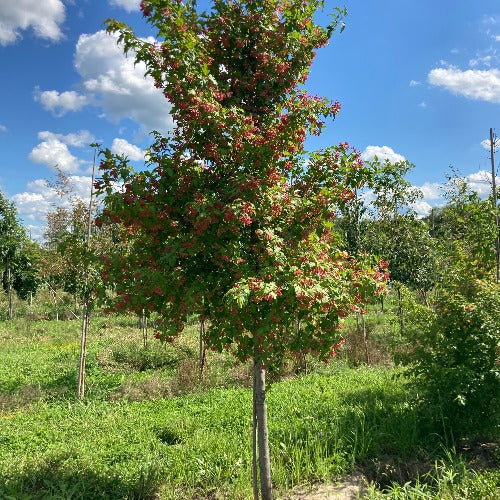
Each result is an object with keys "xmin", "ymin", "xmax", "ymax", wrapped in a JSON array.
[{"xmin": 0, "ymin": 0, "xmax": 498, "ymax": 239}]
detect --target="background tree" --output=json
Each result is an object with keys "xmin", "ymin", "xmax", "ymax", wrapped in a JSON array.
[
  {"xmin": 400, "ymin": 168, "xmax": 499, "ymax": 438},
  {"xmin": 99, "ymin": 1, "xmax": 387, "ymax": 497},
  {"xmin": 0, "ymin": 191, "xmax": 40, "ymax": 319},
  {"xmin": 429, "ymin": 170, "xmax": 497, "ymax": 282},
  {"xmin": 362, "ymin": 160, "xmax": 436, "ymax": 332}
]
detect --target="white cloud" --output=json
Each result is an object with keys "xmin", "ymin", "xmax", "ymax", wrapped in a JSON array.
[
  {"xmin": 481, "ymin": 137, "xmax": 500, "ymax": 151},
  {"xmin": 481, "ymin": 139, "xmax": 490, "ymax": 150},
  {"xmin": 409, "ymin": 80, "xmax": 421, "ymax": 86},
  {"xmin": 38, "ymin": 130, "xmax": 95, "ymax": 148},
  {"xmin": 411, "ymin": 200, "xmax": 433, "ymax": 218},
  {"xmin": 494, "ymin": 35, "xmax": 500, "ymax": 42},
  {"xmin": 418, "ymin": 101, "xmax": 427, "ymax": 108},
  {"xmin": 465, "ymin": 170, "xmax": 496, "ymax": 197},
  {"xmin": 361, "ymin": 146, "xmax": 406, "ymax": 163},
  {"xmin": 65, "ymin": 175, "xmax": 93, "ymax": 200},
  {"xmin": 109, "ymin": 0, "xmax": 140, "ymax": 11},
  {"xmin": 482, "ymin": 15, "xmax": 498, "ymax": 26},
  {"xmin": 35, "ymin": 88, "xmax": 88, "ymax": 116},
  {"xmin": 469, "ymin": 55, "xmax": 493, "ymax": 68},
  {"xmin": 418, "ymin": 182, "xmax": 441, "ymax": 200},
  {"xmin": 73, "ymin": 30, "xmax": 173, "ymax": 133},
  {"xmin": 11, "ymin": 191, "xmax": 55, "ymax": 221},
  {"xmin": 428, "ymin": 67, "xmax": 500, "ymax": 103},
  {"xmin": 0, "ymin": 0, "xmax": 65, "ymax": 45},
  {"xmin": 0, "ymin": 124, "xmax": 6, "ymax": 132},
  {"xmin": 29, "ymin": 139, "xmax": 81, "ymax": 173},
  {"xmin": 111, "ymin": 138, "xmax": 144, "ymax": 161},
  {"xmin": 12, "ymin": 176, "xmax": 92, "ymax": 229}
]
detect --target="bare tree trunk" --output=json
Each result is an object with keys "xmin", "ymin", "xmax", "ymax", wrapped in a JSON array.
[
  {"xmin": 296, "ymin": 318, "xmax": 307, "ymax": 374},
  {"xmin": 253, "ymin": 362, "xmax": 272, "ymax": 500},
  {"xmin": 355, "ymin": 313, "xmax": 361, "ymax": 363},
  {"xmin": 252, "ymin": 373, "xmax": 259, "ymax": 500},
  {"xmin": 77, "ymin": 303, "xmax": 89, "ymax": 399},
  {"xmin": 198, "ymin": 320, "xmax": 207, "ymax": 383},
  {"xmin": 397, "ymin": 286, "xmax": 404, "ymax": 336},
  {"xmin": 6, "ymin": 260, "xmax": 12, "ymax": 320},
  {"xmin": 489, "ymin": 128, "xmax": 499, "ymax": 283},
  {"xmin": 361, "ymin": 313, "xmax": 369, "ymax": 364},
  {"xmin": 50, "ymin": 288, "xmax": 58, "ymax": 321},
  {"xmin": 140, "ymin": 310, "xmax": 148, "ymax": 348}
]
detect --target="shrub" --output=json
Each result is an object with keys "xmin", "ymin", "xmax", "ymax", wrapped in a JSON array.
[{"xmin": 402, "ymin": 277, "xmax": 499, "ymax": 438}]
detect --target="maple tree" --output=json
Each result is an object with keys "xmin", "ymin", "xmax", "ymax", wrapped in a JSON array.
[{"xmin": 97, "ymin": 1, "xmax": 387, "ymax": 497}]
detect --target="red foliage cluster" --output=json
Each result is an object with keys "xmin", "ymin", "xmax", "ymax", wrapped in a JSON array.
[{"xmin": 97, "ymin": 0, "xmax": 387, "ymax": 367}]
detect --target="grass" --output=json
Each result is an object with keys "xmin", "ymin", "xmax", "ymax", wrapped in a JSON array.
[{"xmin": 0, "ymin": 314, "xmax": 498, "ymax": 498}]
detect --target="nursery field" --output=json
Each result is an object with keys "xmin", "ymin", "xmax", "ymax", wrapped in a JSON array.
[{"xmin": 0, "ymin": 316, "xmax": 498, "ymax": 499}]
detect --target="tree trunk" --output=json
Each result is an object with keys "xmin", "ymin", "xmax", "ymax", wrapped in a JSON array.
[
  {"xmin": 253, "ymin": 362, "xmax": 272, "ymax": 499},
  {"xmin": 140, "ymin": 310, "xmax": 148, "ymax": 348},
  {"xmin": 50, "ymin": 288, "xmax": 58, "ymax": 321},
  {"xmin": 361, "ymin": 313, "xmax": 369, "ymax": 364},
  {"xmin": 397, "ymin": 287, "xmax": 404, "ymax": 336},
  {"xmin": 77, "ymin": 301, "xmax": 89, "ymax": 399},
  {"xmin": 489, "ymin": 128, "xmax": 500, "ymax": 283},
  {"xmin": 252, "ymin": 374, "xmax": 259, "ymax": 500},
  {"xmin": 199, "ymin": 320, "xmax": 206, "ymax": 383},
  {"xmin": 6, "ymin": 260, "xmax": 12, "ymax": 320}
]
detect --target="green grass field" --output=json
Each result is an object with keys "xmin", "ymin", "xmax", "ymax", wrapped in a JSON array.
[{"xmin": 0, "ymin": 316, "xmax": 498, "ymax": 499}]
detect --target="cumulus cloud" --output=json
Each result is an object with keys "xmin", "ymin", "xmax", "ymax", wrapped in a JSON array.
[
  {"xmin": 465, "ymin": 170, "xmax": 496, "ymax": 197},
  {"xmin": 361, "ymin": 146, "xmax": 406, "ymax": 163},
  {"xmin": 411, "ymin": 200, "xmax": 433, "ymax": 218},
  {"xmin": 11, "ymin": 191, "xmax": 55, "ymax": 222},
  {"xmin": 11, "ymin": 175, "xmax": 92, "ymax": 231},
  {"xmin": 38, "ymin": 130, "xmax": 95, "ymax": 148},
  {"xmin": 111, "ymin": 138, "xmax": 144, "ymax": 161},
  {"xmin": 73, "ymin": 30, "xmax": 173, "ymax": 133},
  {"xmin": 428, "ymin": 67, "xmax": 500, "ymax": 103},
  {"xmin": 418, "ymin": 182, "xmax": 442, "ymax": 200},
  {"xmin": 0, "ymin": 0, "xmax": 65, "ymax": 45},
  {"xmin": 35, "ymin": 88, "xmax": 88, "ymax": 116},
  {"xmin": 409, "ymin": 80, "xmax": 421, "ymax": 86},
  {"xmin": 29, "ymin": 139, "xmax": 81, "ymax": 173},
  {"xmin": 481, "ymin": 136, "xmax": 499, "ymax": 151},
  {"xmin": 109, "ymin": 0, "xmax": 140, "ymax": 11}
]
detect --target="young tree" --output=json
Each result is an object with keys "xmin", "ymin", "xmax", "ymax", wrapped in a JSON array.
[
  {"xmin": 359, "ymin": 160, "xmax": 436, "ymax": 334},
  {"xmin": 0, "ymin": 192, "xmax": 39, "ymax": 319},
  {"xmin": 430, "ymin": 171, "xmax": 497, "ymax": 282},
  {"xmin": 98, "ymin": 1, "xmax": 386, "ymax": 497}
]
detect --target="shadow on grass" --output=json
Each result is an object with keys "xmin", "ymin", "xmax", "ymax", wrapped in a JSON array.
[
  {"xmin": 0, "ymin": 371, "xmax": 79, "ymax": 411},
  {"xmin": 0, "ymin": 456, "xmax": 164, "ymax": 500}
]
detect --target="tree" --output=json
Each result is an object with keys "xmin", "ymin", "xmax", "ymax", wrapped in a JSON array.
[
  {"xmin": 0, "ymin": 192, "xmax": 39, "ymax": 319},
  {"xmin": 429, "ymin": 171, "xmax": 497, "ymax": 283},
  {"xmin": 359, "ymin": 160, "xmax": 436, "ymax": 337},
  {"xmin": 99, "ymin": 2, "xmax": 386, "ymax": 497}
]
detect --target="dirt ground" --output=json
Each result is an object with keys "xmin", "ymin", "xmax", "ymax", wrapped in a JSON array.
[{"xmin": 281, "ymin": 474, "xmax": 368, "ymax": 499}]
